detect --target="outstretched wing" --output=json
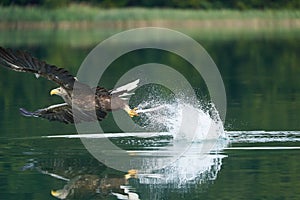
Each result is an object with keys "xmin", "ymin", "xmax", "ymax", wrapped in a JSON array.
[
  {"xmin": 20, "ymin": 103, "xmax": 74, "ymax": 124},
  {"xmin": 20, "ymin": 103, "xmax": 107, "ymax": 124},
  {"xmin": 0, "ymin": 47, "xmax": 75, "ymax": 90}
]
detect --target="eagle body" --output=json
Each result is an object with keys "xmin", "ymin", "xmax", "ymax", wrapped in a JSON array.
[{"xmin": 0, "ymin": 47, "xmax": 139, "ymax": 124}]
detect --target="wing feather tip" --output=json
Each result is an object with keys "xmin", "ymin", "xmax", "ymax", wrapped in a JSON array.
[{"xmin": 19, "ymin": 108, "xmax": 36, "ymax": 117}]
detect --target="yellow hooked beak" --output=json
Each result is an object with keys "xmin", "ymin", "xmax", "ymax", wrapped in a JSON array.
[
  {"xmin": 51, "ymin": 190, "xmax": 59, "ymax": 197},
  {"xmin": 51, "ymin": 189, "xmax": 67, "ymax": 199},
  {"xmin": 50, "ymin": 89, "xmax": 59, "ymax": 96}
]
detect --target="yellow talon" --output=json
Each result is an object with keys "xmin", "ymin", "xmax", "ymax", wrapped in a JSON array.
[
  {"xmin": 125, "ymin": 169, "xmax": 138, "ymax": 180},
  {"xmin": 128, "ymin": 107, "xmax": 138, "ymax": 118}
]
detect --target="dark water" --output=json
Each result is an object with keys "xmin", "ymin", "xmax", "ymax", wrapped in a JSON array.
[{"xmin": 0, "ymin": 28, "xmax": 300, "ymax": 200}]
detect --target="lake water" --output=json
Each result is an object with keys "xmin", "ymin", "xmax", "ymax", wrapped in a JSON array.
[{"xmin": 0, "ymin": 27, "xmax": 300, "ymax": 200}]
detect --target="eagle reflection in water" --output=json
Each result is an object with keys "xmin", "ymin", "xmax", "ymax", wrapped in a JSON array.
[{"xmin": 50, "ymin": 170, "xmax": 139, "ymax": 200}]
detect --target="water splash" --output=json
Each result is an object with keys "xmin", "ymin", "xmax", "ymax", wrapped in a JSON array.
[{"xmin": 134, "ymin": 96, "xmax": 227, "ymax": 141}]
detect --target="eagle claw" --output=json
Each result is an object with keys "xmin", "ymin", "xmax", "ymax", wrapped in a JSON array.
[{"xmin": 128, "ymin": 108, "xmax": 138, "ymax": 117}]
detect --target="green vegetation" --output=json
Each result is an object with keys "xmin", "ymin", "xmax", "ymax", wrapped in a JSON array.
[
  {"xmin": 0, "ymin": 0, "xmax": 300, "ymax": 9},
  {"xmin": 0, "ymin": 5, "xmax": 299, "ymax": 22}
]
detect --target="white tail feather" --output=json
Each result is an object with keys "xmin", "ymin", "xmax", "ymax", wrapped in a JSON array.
[
  {"xmin": 120, "ymin": 98, "xmax": 129, "ymax": 101},
  {"xmin": 119, "ymin": 92, "xmax": 135, "ymax": 97},
  {"xmin": 111, "ymin": 79, "xmax": 140, "ymax": 94}
]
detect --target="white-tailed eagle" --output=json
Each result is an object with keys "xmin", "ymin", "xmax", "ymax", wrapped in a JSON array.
[{"xmin": 0, "ymin": 47, "xmax": 139, "ymax": 124}]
